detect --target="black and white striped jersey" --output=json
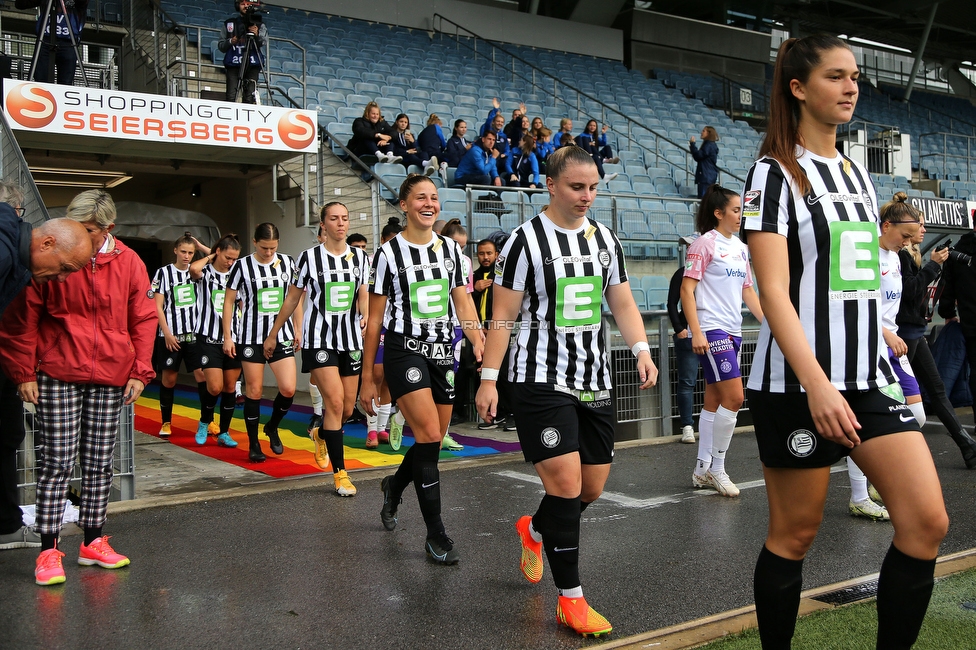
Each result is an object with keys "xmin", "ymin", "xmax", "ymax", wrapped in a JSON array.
[
  {"xmin": 494, "ymin": 213, "xmax": 627, "ymax": 391},
  {"xmin": 741, "ymin": 147, "xmax": 894, "ymax": 393},
  {"xmin": 293, "ymin": 243, "xmax": 369, "ymax": 351},
  {"xmin": 195, "ymin": 264, "xmax": 239, "ymax": 342},
  {"xmin": 226, "ymin": 252, "xmax": 296, "ymax": 345},
  {"xmin": 369, "ymin": 233, "xmax": 466, "ymax": 344},
  {"xmin": 151, "ymin": 264, "xmax": 197, "ymax": 337}
]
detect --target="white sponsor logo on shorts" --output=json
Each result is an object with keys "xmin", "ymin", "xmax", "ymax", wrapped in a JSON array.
[
  {"xmin": 315, "ymin": 350, "xmax": 328, "ymax": 363},
  {"xmin": 787, "ymin": 429, "xmax": 817, "ymax": 458},
  {"xmin": 406, "ymin": 367, "xmax": 422, "ymax": 384},
  {"xmin": 541, "ymin": 427, "xmax": 560, "ymax": 449},
  {"xmin": 200, "ymin": 355, "xmax": 209, "ymax": 365},
  {"xmin": 165, "ymin": 358, "xmax": 174, "ymax": 366},
  {"xmin": 243, "ymin": 347, "xmax": 254, "ymax": 358}
]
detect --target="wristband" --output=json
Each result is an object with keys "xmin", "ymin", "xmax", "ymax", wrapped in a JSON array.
[
  {"xmin": 632, "ymin": 342, "xmax": 650, "ymax": 358},
  {"xmin": 481, "ymin": 368, "xmax": 500, "ymax": 381}
]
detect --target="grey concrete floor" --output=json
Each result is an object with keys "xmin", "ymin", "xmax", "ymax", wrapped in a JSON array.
[{"xmin": 2, "ymin": 417, "xmax": 975, "ymax": 649}]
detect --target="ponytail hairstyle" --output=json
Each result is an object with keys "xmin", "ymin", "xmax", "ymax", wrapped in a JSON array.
[
  {"xmin": 427, "ymin": 114, "xmax": 441, "ymax": 127},
  {"xmin": 695, "ymin": 184, "xmax": 739, "ymax": 234},
  {"xmin": 362, "ymin": 101, "xmax": 380, "ymax": 120},
  {"xmin": 546, "ymin": 144, "xmax": 596, "ymax": 180},
  {"xmin": 253, "ymin": 222, "xmax": 279, "ymax": 242},
  {"xmin": 215, "ymin": 232, "xmax": 242, "ymax": 253},
  {"xmin": 174, "ymin": 233, "xmax": 195, "ymax": 249},
  {"xmin": 381, "ymin": 216, "xmax": 402, "ymax": 241},
  {"xmin": 397, "ymin": 173, "xmax": 436, "ymax": 203},
  {"xmin": 519, "ymin": 133, "xmax": 536, "ymax": 155},
  {"xmin": 759, "ymin": 34, "xmax": 851, "ymax": 196},
  {"xmin": 441, "ymin": 218, "xmax": 466, "ymax": 240},
  {"xmin": 319, "ymin": 200, "xmax": 348, "ymax": 222}
]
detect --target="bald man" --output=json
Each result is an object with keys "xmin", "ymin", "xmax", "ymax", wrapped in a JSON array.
[{"xmin": 0, "ymin": 187, "xmax": 92, "ymax": 550}]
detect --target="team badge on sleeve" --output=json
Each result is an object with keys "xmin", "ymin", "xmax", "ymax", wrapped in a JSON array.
[
  {"xmin": 495, "ymin": 255, "xmax": 505, "ymax": 276},
  {"xmin": 743, "ymin": 190, "xmax": 761, "ymax": 218}
]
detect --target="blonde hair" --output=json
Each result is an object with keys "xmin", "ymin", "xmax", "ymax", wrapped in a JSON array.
[
  {"xmin": 427, "ymin": 114, "xmax": 442, "ymax": 126},
  {"xmin": 362, "ymin": 101, "xmax": 380, "ymax": 119},
  {"xmin": 65, "ymin": 189, "xmax": 116, "ymax": 228}
]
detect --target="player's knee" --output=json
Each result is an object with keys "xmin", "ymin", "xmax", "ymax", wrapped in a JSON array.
[{"xmin": 580, "ymin": 486, "xmax": 602, "ymax": 503}]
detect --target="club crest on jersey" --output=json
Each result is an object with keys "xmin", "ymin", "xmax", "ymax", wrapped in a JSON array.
[
  {"xmin": 861, "ymin": 190, "xmax": 873, "ymax": 214},
  {"xmin": 353, "ymin": 266, "xmax": 361, "ymax": 277},
  {"xmin": 541, "ymin": 427, "xmax": 561, "ymax": 449},
  {"xmin": 597, "ymin": 249, "xmax": 611, "ymax": 268},
  {"xmin": 720, "ymin": 360, "xmax": 732, "ymax": 374},
  {"xmin": 743, "ymin": 189, "xmax": 761, "ymax": 217},
  {"xmin": 315, "ymin": 350, "xmax": 329, "ymax": 363},
  {"xmin": 443, "ymin": 258, "xmax": 456, "ymax": 273},
  {"xmin": 406, "ymin": 367, "xmax": 422, "ymax": 383},
  {"xmin": 243, "ymin": 347, "xmax": 254, "ymax": 358},
  {"xmin": 787, "ymin": 429, "xmax": 816, "ymax": 457}
]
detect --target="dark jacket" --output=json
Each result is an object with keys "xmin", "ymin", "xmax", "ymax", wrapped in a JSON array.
[
  {"xmin": 347, "ymin": 117, "xmax": 391, "ymax": 156},
  {"xmin": 390, "ymin": 130, "xmax": 415, "ymax": 158},
  {"xmin": 938, "ymin": 230, "xmax": 976, "ymax": 337},
  {"xmin": 444, "ymin": 135, "xmax": 470, "ymax": 168},
  {"xmin": 0, "ymin": 203, "xmax": 31, "ymax": 319},
  {"xmin": 17, "ymin": 0, "xmax": 88, "ymax": 40},
  {"xmin": 417, "ymin": 124, "xmax": 446, "ymax": 160},
  {"xmin": 667, "ymin": 267, "xmax": 688, "ymax": 333},
  {"xmin": 472, "ymin": 262, "xmax": 495, "ymax": 325},
  {"xmin": 218, "ymin": 13, "xmax": 267, "ymax": 68},
  {"xmin": 690, "ymin": 140, "xmax": 719, "ymax": 185},
  {"xmin": 896, "ymin": 247, "xmax": 942, "ymax": 339}
]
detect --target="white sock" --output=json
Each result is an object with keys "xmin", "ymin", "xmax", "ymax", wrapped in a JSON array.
[
  {"xmin": 848, "ymin": 457, "xmax": 869, "ymax": 502},
  {"xmin": 528, "ymin": 520, "xmax": 543, "ymax": 543},
  {"xmin": 309, "ymin": 383, "xmax": 323, "ymax": 415},
  {"xmin": 559, "ymin": 586, "xmax": 583, "ymax": 599},
  {"xmin": 696, "ymin": 410, "xmax": 715, "ymax": 472},
  {"xmin": 709, "ymin": 405, "xmax": 738, "ymax": 475},
  {"xmin": 235, "ymin": 380, "xmax": 242, "ymax": 396},
  {"xmin": 908, "ymin": 402, "xmax": 926, "ymax": 428},
  {"xmin": 377, "ymin": 403, "xmax": 392, "ymax": 431},
  {"xmin": 367, "ymin": 412, "xmax": 378, "ymax": 432}
]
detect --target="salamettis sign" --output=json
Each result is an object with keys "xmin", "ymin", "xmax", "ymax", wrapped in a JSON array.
[
  {"xmin": 907, "ymin": 195, "xmax": 974, "ymax": 231},
  {"xmin": 3, "ymin": 80, "xmax": 317, "ymax": 153}
]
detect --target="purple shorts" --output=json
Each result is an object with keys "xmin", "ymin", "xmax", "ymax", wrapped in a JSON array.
[
  {"xmin": 888, "ymin": 348, "xmax": 920, "ymax": 397},
  {"xmin": 452, "ymin": 326, "xmax": 463, "ymax": 372},
  {"xmin": 697, "ymin": 329, "xmax": 742, "ymax": 385},
  {"xmin": 375, "ymin": 328, "xmax": 386, "ymax": 365}
]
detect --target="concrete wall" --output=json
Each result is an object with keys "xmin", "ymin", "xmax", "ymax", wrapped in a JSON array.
[
  {"xmin": 620, "ymin": 9, "xmax": 769, "ymax": 83},
  {"xmin": 267, "ymin": 0, "xmax": 624, "ymax": 61}
]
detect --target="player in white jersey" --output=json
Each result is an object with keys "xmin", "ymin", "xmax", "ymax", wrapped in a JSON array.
[
  {"xmin": 682, "ymin": 185, "xmax": 763, "ymax": 497},
  {"xmin": 361, "ymin": 175, "xmax": 484, "ymax": 566},
  {"xmin": 742, "ymin": 35, "xmax": 946, "ymax": 649},
  {"xmin": 475, "ymin": 146, "xmax": 658, "ymax": 638},
  {"xmin": 188, "ymin": 234, "xmax": 243, "ymax": 449},
  {"xmin": 265, "ymin": 202, "xmax": 369, "ymax": 497},
  {"xmin": 222, "ymin": 223, "xmax": 302, "ymax": 463},
  {"xmin": 152, "ymin": 234, "xmax": 207, "ymax": 440}
]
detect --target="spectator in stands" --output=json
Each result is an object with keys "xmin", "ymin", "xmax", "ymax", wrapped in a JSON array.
[
  {"xmin": 480, "ymin": 98, "xmax": 513, "ymax": 179},
  {"xmin": 0, "ymin": 184, "xmax": 92, "ymax": 553},
  {"xmin": 454, "ymin": 131, "xmax": 501, "ymax": 188},
  {"xmin": 557, "ymin": 133, "xmax": 575, "ymax": 149},
  {"xmin": 17, "ymin": 0, "xmax": 88, "ymax": 85},
  {"xmin": 511, "ymin": 134, "xmax": 541, "ymax": 188},
  {"xmin": 557, "ymin": 118, "xmax": 573, "ymax": 141},
  {"xmin": 348, "ymin": 102, "xmax": 400, "ymax": 163},
  {"xmin": 217, "ymin": 0, "xmax": 269, "ymax": 103},
  {"xmin": 690, "ymin": 126, "xmax": 719, "ymax": 198},
  {"xmin": 530, "ymin": 117, "xmax": 545, "ymax": 139},
  {"xmin": 346, "ymin": 233, "xmax": 367, "ymax": 251},
  {"xmin": 535, "ymin": 127, "xmax": 555, "ymax": 174},
  {"xmin": 390, "ymin": 114, "xmax": 439, "ymax": 176},
  {"xmin": 577, "ymin": 120, "xmax": 619, "ymax": 165},
  {"xmin": 504, "ymin": 104, "xmax": 527, "ymax": 142},
  {"xmin": 445, "ymin": 120, "xmax": 472, "ymax": 168},
  {"xmin": 418, "ymin": 114, "xmax": 448, "ymax": 172},
  {"xmin": 2, "ymin": 189, "xmax": 156, "ymax": 586}
]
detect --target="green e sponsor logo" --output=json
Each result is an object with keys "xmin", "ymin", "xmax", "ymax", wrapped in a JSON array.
[
  {"xmin": 211, "ymin": 289, "xmax": 226, "ymax": 311},
  {"xmin": 257, "ymin": 286, "xmax": 284, "ymax": 313},
  {"xmin": 174, "ymin": 283, "xmax": 196, "ymax": 307},
  {"xmin": 324, "ymin": 281, "xmax": 355, "ymax": 312},
  {"xmin": 555, "ymin": 277, "xmax": 602, "ymax": 329},
  {"xmin": 410, "ymin": 278, "xmax": 449, "ymax": 320},
  {"xmin": 829, "ymin": 222, "xmax": 880, "ymax": 295}
]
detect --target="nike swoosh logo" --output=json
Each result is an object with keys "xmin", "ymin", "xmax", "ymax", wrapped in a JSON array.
[
  {"xmin": 899, "ymin": 413, "xmax": 915, "ymax": 422},
  {"xmin": 544, "ymin": 257, "xmax": 556, "ymax": 265},
  {"xmin": 881, "ymin": 270, "xmax": 889, "ymax": 275},
  {"xmin": 428, "ymin": 546, "xmax": 447, "ymax": 561},
  {"xmin": 807, "ymin": 193, "xmax": 826, "ymax": 206},
  {"xmin": 246, "ymin": 417, "xmax": 258, "ymax": 421},
  {"xmin": 553, "ymin": 546, "xmax": 578, "ymax": 552},
  {"xmin": 421, "ymin": 481, "xmax": 439, "ymax": 489}
]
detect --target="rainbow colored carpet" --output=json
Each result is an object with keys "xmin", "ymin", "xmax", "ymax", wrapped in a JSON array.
[{"xmin": 135, "ymin": 384, "xmax": 521, "ymax": 478}]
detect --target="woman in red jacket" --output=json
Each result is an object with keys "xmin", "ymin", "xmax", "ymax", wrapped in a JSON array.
[{"xmin": 0, "ymin": 189, "xmax": 156, "ymax": 586}]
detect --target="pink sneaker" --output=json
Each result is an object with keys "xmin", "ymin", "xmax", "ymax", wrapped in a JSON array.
[
  {"xmin": 378, "ymin": 429, "xmax": 390, "ymax": 444},
  {"xmin": 35, "ymin": 548, "xmax": 66, "ymax": 586},
  {"xmin": 365, "ymin": 430, "xmax": 379, "ymax": 449},
  {"xmin": 78, "ymin": 536, "xmax": 130, "ymax": 569}
]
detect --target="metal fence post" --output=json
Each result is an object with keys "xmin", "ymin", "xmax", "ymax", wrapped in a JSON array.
[{"xmin": 658, "ymin": 316, "xmax": 672, "ymax": 436}]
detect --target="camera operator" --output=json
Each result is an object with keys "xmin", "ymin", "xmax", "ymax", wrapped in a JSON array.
[
  {"xmin": 937, "ymin": 230, "xmax": 976, "ymax": 420},
  {"xmin": 16, "ymin": 0, "xmax": 89, "ymax": 85},
  {"xmin": 218, "ymin": 0, "xmax": 268, "ymax": 104}
]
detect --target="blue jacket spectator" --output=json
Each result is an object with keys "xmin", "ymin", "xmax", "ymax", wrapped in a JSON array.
[
  {"xmin": 690, "ymin": 126, "xmax": 720, "ymax": 198},
  {"xmin": 445, "ymin": 119, "xmax": 472, "ymax": 168},
  {"xmin": 576, "ymin": 120, "xmax": 616, "ymax": 163},
  {"xmin": 454, "ymin": 133, "xmax": 501, "ymax": 187},
  {"xmin": 418, "ymin": 115, "xmax": 447, "ymax": 161},
  {"xmin": 511, "ymin": 135, "xmax": 540, "ymax": 188},
  {"xmin": 480, "ymin": 105, "xmax": 513, "ymax": 177}
]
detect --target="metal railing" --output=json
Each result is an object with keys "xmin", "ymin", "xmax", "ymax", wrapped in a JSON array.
[
  {"xmin": 431, "ymin": 14, "xmax": 746, "ymax": 186},
  {"xmin": 0, "ymin": 32, "xmax": 119, "ymax": 89},
  {"xmin": 918, "ymin": 132, "xmax": 976, "ymax": 183},
  {"xmin": 838, "ymin": 119, "xmax": 905, "ymax": 177},
  {"xmin": 0, "ymin": 110, "xmax": 49, "ymax": 226}
]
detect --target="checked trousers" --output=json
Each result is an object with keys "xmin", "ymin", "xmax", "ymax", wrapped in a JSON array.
[{"xmin": 34, "ymin": 373, "xmax": 124, "ymax": 536}]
